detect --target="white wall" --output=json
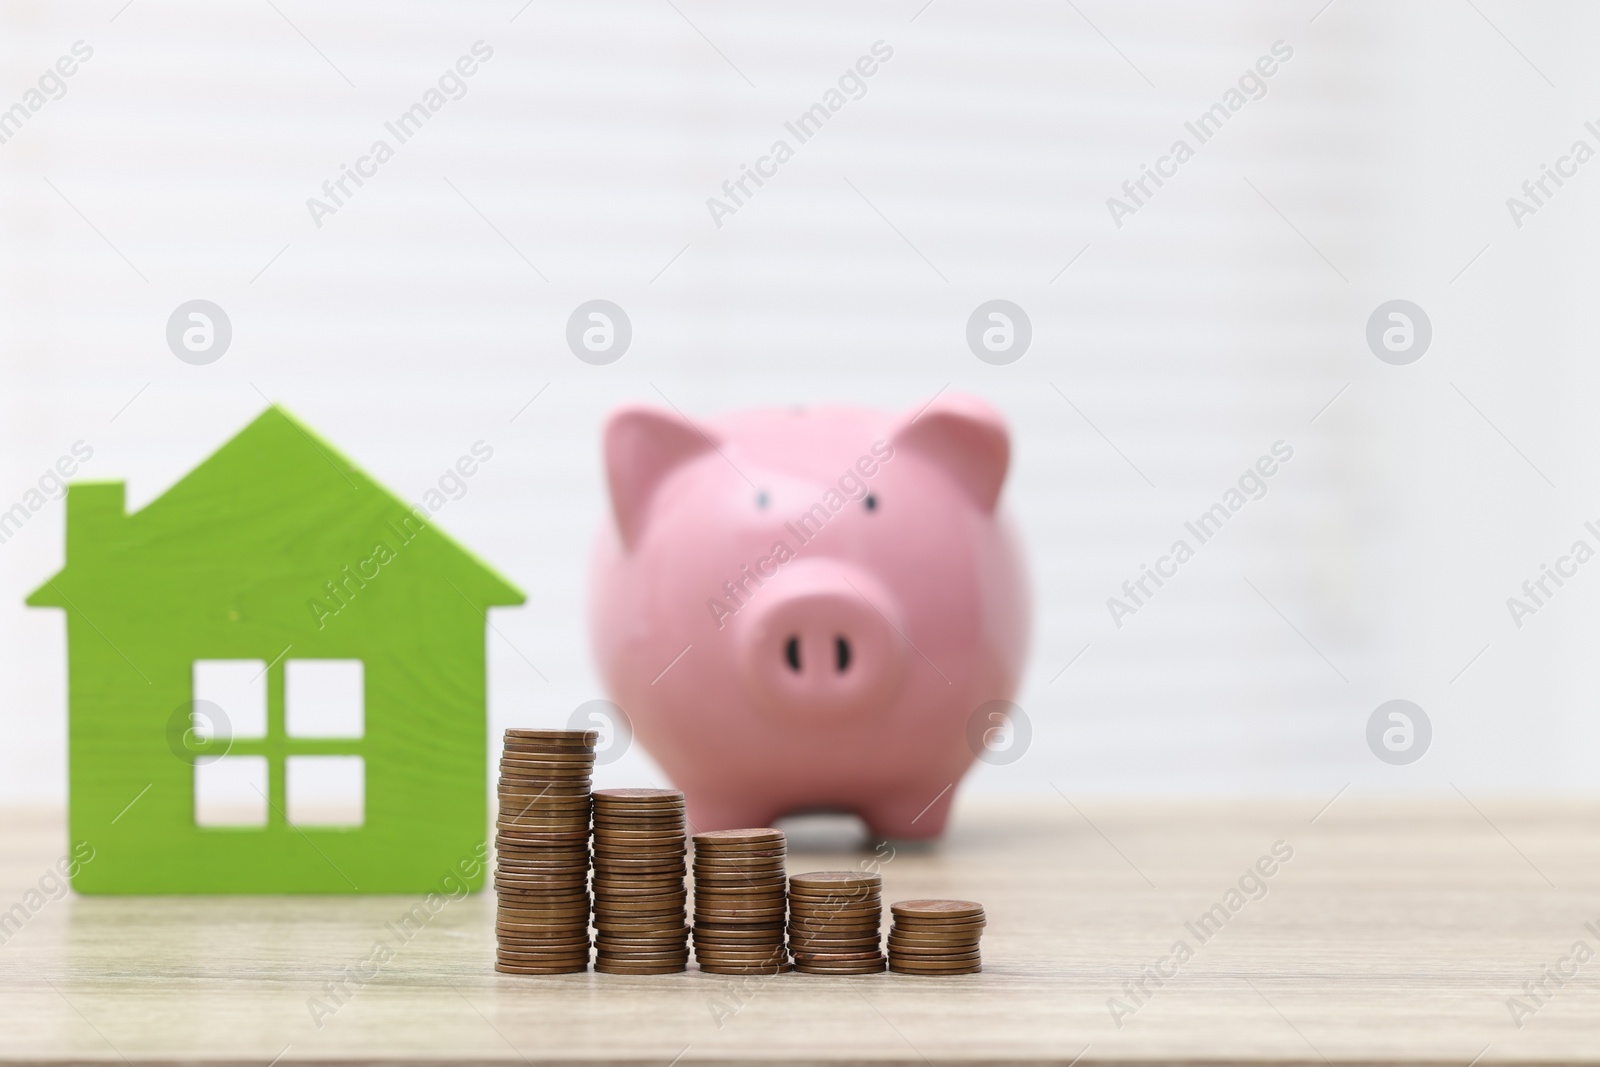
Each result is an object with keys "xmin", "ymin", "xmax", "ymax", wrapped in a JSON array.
[{"xmin": 1, "ymin": 0, "xmax": 1591, "ymax": 804}]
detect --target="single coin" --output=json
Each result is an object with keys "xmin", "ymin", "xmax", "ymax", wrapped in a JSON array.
[
  {"xmin": 594, "ymin": 787, "xmax": 684, "ymax": 802},
  {"xmin": 888, "ymin": 952, "xmax": 983, "ymax": 966},
  {"xmin": 592, "ymin": 838, "xmax": 686, "ymax": 851},
  {"xmin": 889, "ymin": 962, "xmax": 982, "ymax": 975},
  {"xmin": 495, "ymin": 871, "xmax": 589, "ymax": 883},
  {"xmin": 497, "ymin": 758, "xmax": 595, "ymax": 771},
  {"xmin": 890, "ymin": 924, "xmax": 987, "ymax": 940},
  {"xmin": 691, "ymin": 886, "xmax": 787, "ymax": 900},
  {"xmin": 788, "ymin": 904, "xmax": 880, "ymax": 917},
  {"xmin": 497, "ymin": 937, "xmax": 592, "ymax": 950},
  {"xmin": 788, "ymin": 909, "xmax": 880, "ymax": 923},
  {"xmin": 890, "ymin": 899, "xmax": 985, "ymax": 920},
  {"xmin": 790, "ymin": 937, "xmax": 882, "ymax": 950},
  {"xmin": 497, "ymin": 816, "xmax": 591, "ymax": 829},
  {"xmin": 500, "ymin": 742, "xmax": 594, "ymax": 756},
  {"xmin": 592, "ymin": 917, "xmax": 691, "ymax": 931},
  {"xmin": 888, "ymin": 930, "xmax": 985, "ymax": 946},
  {"xmin": 595, "ymin": 950, "xmax": 692, "ymax": 963},
  {"xmin": 499, "ymin": 800, "xmax": 592, "ymax": 813},
  {"xmin": 692, "ymin": 828, "xmax": 784, "ymax": 846},
  {"xmin": 498, "ymin": 786, "xmax": 593, "ymax": 800},
  {"xmin": 593, "ymin": 887, "xmax": 687, "ymax": 900},
  {"xmin": 594, "ymin": 852, "xmax": 687, "ymax": 863},
  {"xmin": 693, "ymin": 934, "xmax": 787, "ymax": 945},
  {"xmin": 505, "ymin": 727, "xmax": 598, "ymax": 743},
  {"xmin": 594, "ymin": 960, "xmax": 688, "ymax": 975},
  {"xmin": 591, "ymin": 880, "xmax": 686, "ymax": 893},
  {"xmin": 694, "ymin": 914, "xmax": 786, "ymax": 926},
  {"xmin": 790, "ymin": 871, "xmax": 881, "ymax": 889},
  {"xmin": 498, "ymin": 777, "xmax": 594, "ymax": 792},
  {"xmin": 500, "ymin": 745, "xmax": 593, "ymax": 759},
  {"xmin": 691, "ymin": 844, "xmax": 787, "ymax": 856},
  {"xmin": 495, "ymin": 961, "xmax": 588, "ymax": 975},
  {"xmin": 497, "ymin": 771, "xmax": 594, "ymax": 785},
  {"xmin": 493, "ymin": 832, "xmax": 590, "ymax": 846},
  {"xmin": 495, "ymin": 882, "xmax": 590, "ymax": 895},
  {"xmin": 498, "ymin": 893, "xmax": 590, "ymax": 906},
  {"xmin": 692, "ymin": 869, "xmax": 787, "ymax": 882},
  {"xmin": 496, "ymin": 912, "xmax": 591, "ymax": 926},
  {"xmin": 594, "ymin": 910, "xmax": 688, "ymax": 923},
  {"xmin": 787, "ymin": 885, "xmax": 881, "ymax": 898},
  {"xmin": 492, "ymin": 940, "xmax": 595, "ymax": 959},
  {"xmin": 887, "ymin": 950, "xmax": 983, "ymax": 964},
  {"xmin": 791, "ymin": 948, "xmax": 883, "ymax": 961},
  {"xmin": 794, "ymin": 962, "xmax": 887, "ymax": 975},
  {"xmin": 691, "ymin": 924, "xmax": 785, "ymax": 939}
]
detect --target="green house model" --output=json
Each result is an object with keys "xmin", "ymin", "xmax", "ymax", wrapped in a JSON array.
[{"xmin": 27, "ymin": 406, "xmax": 522, "ymax": 893}]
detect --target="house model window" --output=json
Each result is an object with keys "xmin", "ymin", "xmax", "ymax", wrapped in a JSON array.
[{"xmin": 192, "ymin": 659, "xmax": 365, "ymax": 828}]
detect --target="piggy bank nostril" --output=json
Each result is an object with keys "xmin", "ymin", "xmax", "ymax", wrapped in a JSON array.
[
  {"xmin": 835, "ymin": 636, "xmax": 851, "ymax": 673},
  {"xmin": 784, "ymin": 636, "xmax": 802, "ymax": 673}
]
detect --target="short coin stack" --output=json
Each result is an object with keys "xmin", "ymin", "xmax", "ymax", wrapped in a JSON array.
[
  {"xmin": 691, "ymin": 829, "xmax": 790, "ymax": 974},
  {"xmin": 494, "ymin": 728, "xmax": 597, "ymax": 975},
  {"xmin": 887, "ymin": 899, "xmax": 985, "ymax": 975},
  {"xmin": 591, "ymin": 789, "xmax": 689, "ymax": 974},
  {"xmin": 788, "ymin": 871, "xmax": 885, "ymax": 974}
]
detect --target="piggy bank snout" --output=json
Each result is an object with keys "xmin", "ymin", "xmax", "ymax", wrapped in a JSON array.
[{"xmin": 740, "ymin": 567, "xmax": 906, "ymax": 719}]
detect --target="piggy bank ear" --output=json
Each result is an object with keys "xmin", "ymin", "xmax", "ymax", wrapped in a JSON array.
[
  {"xmin": 603, "ymin": 406, "xmax": 715, "ymax": 549},
  {"xmin": 891, "ymin": 395, "xmax": 1010, "ymax": 513}
]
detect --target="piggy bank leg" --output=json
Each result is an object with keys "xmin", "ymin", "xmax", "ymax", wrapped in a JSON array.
[
  {"xmin": 858, "ymin": 784, "xmax": 956, "ymax": 842},
  {"xmin": 684, "ymin": 791, "xmax": 781, "ymax": 834}
]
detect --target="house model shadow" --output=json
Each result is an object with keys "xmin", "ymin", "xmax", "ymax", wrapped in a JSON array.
[{"xmin": 27, "ymin": 406, "xmax": 522, "ymax": 894}]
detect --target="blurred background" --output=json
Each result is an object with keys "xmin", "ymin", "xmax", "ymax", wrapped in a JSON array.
[{"xmin": 3, "ymin": 0, "xmax": 1596, "ymax": 806}]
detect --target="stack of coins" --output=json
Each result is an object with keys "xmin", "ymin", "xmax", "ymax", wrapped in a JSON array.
[
  {"xmin": 691, "ymin": 829, "xmax": 790, "ymax": 975},
  {"xmin": 494, "ymin": 728, "xmax": 597, "ymax": 975},
  {"xmin": 591, "ymin": 789, "xmax": 689, "ymax": 974},
  {"xmin": 887, "ymin": 899, "xmax": 985, "ymax": 975},
  {"xmin": 787, "ymin": 871, "xmax": 884, "ymax": 974}
]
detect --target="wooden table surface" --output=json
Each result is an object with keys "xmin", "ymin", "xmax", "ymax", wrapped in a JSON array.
[{"xmin": 2, "ymin": 793, "xmax": 1598, "ymax": 1065}]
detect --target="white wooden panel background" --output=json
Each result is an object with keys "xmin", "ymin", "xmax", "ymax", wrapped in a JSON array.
[{"xmin": 2, "ymin": 0, "xmax": 1596, "ymax": 804}]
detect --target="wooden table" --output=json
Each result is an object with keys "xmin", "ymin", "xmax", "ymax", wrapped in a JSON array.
[{"xmin": 2, "ymin": 794, "xmax": 1597, "ymax": 1065}]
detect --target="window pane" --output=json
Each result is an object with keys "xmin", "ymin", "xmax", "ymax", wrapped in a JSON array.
[
  {"xmin": 192, "ymin": 660, "xmax": 267, "ymax": 740},
  {"xmin": 286, "ymin": 755, "xmax": 364, "ymax": 827},
  {"xmin": 285, "ymin": 659, "xmax": 364, "ymax": 738},
  {"xmin": 194, "ymin": 755, "xmax": 268, "ymax": 827}
]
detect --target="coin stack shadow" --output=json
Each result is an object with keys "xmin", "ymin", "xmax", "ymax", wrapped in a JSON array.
[
  {"xmin": 691, "ymin": 829, "xmax": 791, "ymax": 975},
  {"xmin": 494, "ymin": 728, "xmax": 597, "ymax": 975},
  {"xmin": 591, "ymin": 788, "xmax": 690, "ymax": 974},
  {"xmin": 788, "ymin": 870, "xmax": 885, "ymax": 974},
  {"xmin": 887, "ymin": 899, "xmax": 985, "ymax": 975}
]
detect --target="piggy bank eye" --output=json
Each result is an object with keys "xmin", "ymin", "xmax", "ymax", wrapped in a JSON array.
[
  {"xmin": 755, "ymin": 490, "xmax": 769, "ymax": 509},
  {"xmin": 863, "ymin": 493, "xmax": 878, "ymax": 512}
]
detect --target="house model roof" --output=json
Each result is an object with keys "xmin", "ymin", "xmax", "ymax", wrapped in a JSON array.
[{"xmin": 27, "ymin": 404, "xmax": 524, "ymax": 610}]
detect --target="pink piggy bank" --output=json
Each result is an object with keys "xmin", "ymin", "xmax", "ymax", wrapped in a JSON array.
[{"xmin": 588, "ymin": 395, "xmax": 1029, "ymax": 839}]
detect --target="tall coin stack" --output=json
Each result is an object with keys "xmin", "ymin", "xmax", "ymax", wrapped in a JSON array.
[
  {"xmin": 887, "ymin": 899, "xmax": 985, "ymax": 975},
  {"xmin": 788, "ymin": 871, "xmax": 885, "ymax": 974},
  {"xmin": 691, "ymin": 829, "xmax": 790, "ymax": 975},
  {"xmin": 591, "ymin": 789, "xmax": 690, "ymax": 974},
  {"xmin": 494, "ymin": 728, "xmax": 596, "ymax": 975}
]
